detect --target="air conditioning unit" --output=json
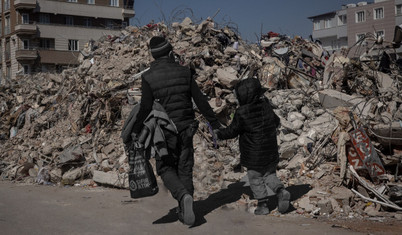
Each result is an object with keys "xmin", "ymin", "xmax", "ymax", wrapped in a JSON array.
[{"xmin": 357, "ymin": 2, "xmax": 367, "ymax": 6}]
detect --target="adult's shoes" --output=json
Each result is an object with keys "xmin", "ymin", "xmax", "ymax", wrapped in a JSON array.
[{"xmin": 179, "ymin": 194, "xmax": 195, "ymax": 226}]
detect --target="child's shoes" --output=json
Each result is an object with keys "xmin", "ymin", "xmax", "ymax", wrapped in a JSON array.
[
  {"xmin": 254, "ymin": 199, "xmax": 270, "ymax": 215},
  {"xmin": 277, "ymin": 188, "xmax": 291, "ymax": 214}
]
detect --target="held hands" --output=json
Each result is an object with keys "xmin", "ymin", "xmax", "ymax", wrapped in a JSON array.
[{"xmin": 207, "ymin": 122, "xmax": 225, "ymax": 149}]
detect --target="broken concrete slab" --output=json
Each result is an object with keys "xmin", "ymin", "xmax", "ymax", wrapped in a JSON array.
[
  {"xmin": 215, "ymin": 67, "xmax": 239, "ymax": 88},
  {"xmin": 330, "ymin": 186, "xmax": 353, "ymax": 208},
  {"xmin": 286, "ymin": 153, "xmax": 306, "ymax": 170},
  {"xmin": 61, "ymin": 167, "xmax": 83, "ymax": 185},
  {"xmin": 58, "ymin": 145, "xmax": 85, "ymax": 165},
  {"xmin": 92, "ymin": 170, "xmax": 128, "ymax": 188},
  {"xmin": 372, "ymin": 122, "xmax": 402, "ymax": 147},
  {"xmin": 279, "ymin": 141, "xmax": 298, "ymax": 160},
  {"xmin": 281, "ymin": 133, "xmax": 299, "ymax": 142},
  {"xmin": 372, "ymin": 71, "xmax": 394, "ymax": 89},
  {"xmin": 287, "ymin": 112, "xmax": 306, "ymax": 122},
  {"xmin": 298, "ymin": 196, "xmax": 314, "ymax": 213},
  {"xmin": 301, "ymin": 106, "xmax": 315, "ymax": 119},
  {"xmin": 318, "ymin": 89, "xmax": 376, "ymax": 118},
  {"xmin": 317, "ymin": 199, "xmax": 333, "ymax": 215}
]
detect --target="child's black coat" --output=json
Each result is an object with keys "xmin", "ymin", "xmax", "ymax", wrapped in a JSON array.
[{"xmin": 217, "ymin": 78, "xmax": 280, "ymax": 170}]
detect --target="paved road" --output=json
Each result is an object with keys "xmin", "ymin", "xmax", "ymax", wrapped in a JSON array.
[{"xmin": 0, "ymin": 181, "xmax": 364, "ymax": 235}]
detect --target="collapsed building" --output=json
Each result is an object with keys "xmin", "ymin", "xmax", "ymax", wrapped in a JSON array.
[{"xmin": 0, "ymin": 17, "xmax": 401, "ymax": 220}]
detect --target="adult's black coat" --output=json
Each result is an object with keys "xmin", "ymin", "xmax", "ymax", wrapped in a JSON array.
[
  {"xmin": 132, "ymin": 57, "xmax": 220, "ymax": 135},
  {"xmin": 217, "ymin": 78, "xmax": 280, "ymax": 170}
]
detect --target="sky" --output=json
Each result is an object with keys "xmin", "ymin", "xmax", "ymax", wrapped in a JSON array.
[{"xmin": 131, "ymin": 0, "xmax": 373, "ymax": 43}]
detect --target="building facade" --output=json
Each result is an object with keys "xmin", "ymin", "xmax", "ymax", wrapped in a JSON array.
[
  {"xmin": 308, "ymin": 8, "xmax": 348, "ymax": 53},
  {"xmin": 0, "ymin": 0, "xmax": 135, "ymax": 84},
  {"xmin": 309, "ymin": 0, "xmax": 400, "ymax": 56}
]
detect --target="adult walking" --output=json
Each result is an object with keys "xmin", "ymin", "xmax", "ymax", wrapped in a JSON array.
[{"xmin": 132, "ymin": 36, "xmax": 221, "ymax": 226}]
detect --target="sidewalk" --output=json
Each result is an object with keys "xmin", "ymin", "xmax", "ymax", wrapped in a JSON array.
[{"xmin": 0, "ymin": 180, "xmax": 363, "ymax": 235}]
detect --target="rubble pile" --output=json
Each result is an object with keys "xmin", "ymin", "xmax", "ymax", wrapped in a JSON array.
[{"xmin": 1, "ymin": 17, "xmax": 402, "ymax": 219}]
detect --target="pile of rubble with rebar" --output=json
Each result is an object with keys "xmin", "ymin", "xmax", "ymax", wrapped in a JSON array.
[{"xmin": 1, "ymin": 17, "xmax": 402, "ymax": 220}]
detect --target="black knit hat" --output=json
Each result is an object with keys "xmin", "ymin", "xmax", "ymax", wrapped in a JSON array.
[{"xmin": 149, "ymin": 36, "xmax": 173, "ymax": 59}]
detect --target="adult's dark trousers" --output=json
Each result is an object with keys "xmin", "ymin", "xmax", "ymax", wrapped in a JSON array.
[{"xmin": 155, "ymin": 125, "xmax": 195, "ymax": 202}]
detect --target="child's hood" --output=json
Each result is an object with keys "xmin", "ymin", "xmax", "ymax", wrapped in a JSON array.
[{"xmin": 235, "ymin": 78, "xmax": 267, "ymax": 105}]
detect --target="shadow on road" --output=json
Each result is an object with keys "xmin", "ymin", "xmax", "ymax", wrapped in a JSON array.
[{"xmin": 153, "ymin": 182, "xmax": 312, "ymax": 228}]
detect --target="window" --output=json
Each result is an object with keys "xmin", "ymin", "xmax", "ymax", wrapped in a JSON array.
[
  {"xmin": 68, "ymin": 39, "xmax": 79, "ymax": 51},
  {"xmin": 374, "ymin": 8, "xmax": 384, "ymax": 20},
  {"xmin": 356, "ymin": 33, "xmax": 365, "ymax": 43},
  {"xmin": 331, "ymin": 40, "xmax": 340, "ymax": 50},
  {"xmin": 0, "ymin": 20, "xmax": 2, "ymax": 35},
  {"xmin": 40, "ymin": 14, "xmax": 50, "ymax": 24},
  {"xmin": 40, "ymin": 38, "xmax": 52, "ymax": 49},
  {"xmin": 41, "ymin": 65, "xmax": 48, "ymax": 73},
  {"xmin": 84, "ymin": 18, "xmax": 92, "ymax": 27},
  {"xmin": 106, "ymin": 20, "xmax": 114, "ymax": 29},
  {"xmin": 88, "ymin": 0, "xmax": 95, "ymax": 4},
  {"xmin": 376, "ymin": 30, "xmax": 384, "ymax": 39},
  {"xmin": 23, "ymin": 39, "xmax": 29, "ymax": 49},
  {"xmin": 110, "ymin": 0, "xmax": 119, "ymax": 7},
  {"xmin": 397, "ymin": 4, "xmax": 402, "ymax": 15},
  {"xmin": 324, "ymin": 19, "xmax": 332, "ymax": 29},
  {"xmin": 22, "ymin": 13, "xmax": 29, "ymax": 24},
  {"xmin": 5, "ymin": 39, "xmax": 10, "ymax": 61},
  {"xmin": 5, "ymin": 16, "xmax": 10, "ymax": 34},
  {"xmin": 338, "ymin": 15, "xmax": 347, "ymax": 25},
  {"xmin": 4, "ymin": 0, "xmax": 10, "ymax": 11},
  {"xmin": 356, "ymin": 11, "xmax": 365, "ymax": 23},
  {"xmin": 313, "ymin": 21, "xmax": 320, "ymax": 30},
  {"xmin": 23, "ymin": 65, "xmax": 31, "ymax": 75},
  {"xmin": 6, "ymin": 65, "xmax": 11, "ymax": 80},
  {"xmin": 65, "ymin": 16, "xmax": 74, "ymax": 25}
]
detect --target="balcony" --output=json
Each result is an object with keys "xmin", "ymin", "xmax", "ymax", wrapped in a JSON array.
[
  {"xmin": 312, "ymin": 24, "xmax": 347, "ymax": 40},
  {"xmin": 38, "ymin": 50, "xmax": 79, "ymax": 65},
  {"xmin": 122, "ymin": 8, "xmax": 135, "ymax": 18},
  {"xmin": 38, "ymin": 0, "xmax": 127, "ymax": 20},
  {"xmin": 14, "ymin": 0, "xmax": 37, "ymax": 10},
  {"xmin": 15, "ymin": 24, "xmax": 37, "ymax": 35},
  {"xmin": 16, "ymin": 49, "xmax": 38, "ymax": 61}
]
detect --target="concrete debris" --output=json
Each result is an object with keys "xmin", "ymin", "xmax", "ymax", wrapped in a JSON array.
[
  {"xmin": 61, "ymin": 167, "xmax": 84, "ymax": 185},
  {"xmin": 317, "ymin": 199, "xmax": 333, "ymax": 215},
  {"xmin": 92, "ymin": 170, "xmax": 129, "ymax": 188},
  {"xmin": 0, "ymin": 18, "xmax": 402, "ymax": 221}
]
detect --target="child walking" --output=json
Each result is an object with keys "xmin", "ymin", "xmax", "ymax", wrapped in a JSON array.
[{"xmin": 215, "ymin": 77, "xmax": 291, "ymax": 215}]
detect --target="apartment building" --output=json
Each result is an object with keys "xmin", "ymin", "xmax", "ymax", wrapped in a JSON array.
[
  {"xmin": 309, "ymin": 0, "xmax": 400, "ymax": 56},
  {"xmin": 308, "ymin": 8, "xmax": 348, "ymax": 53},
  {"xmin": 0, "ymin": 0, "xmax": 135, "ymax": 84}
]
